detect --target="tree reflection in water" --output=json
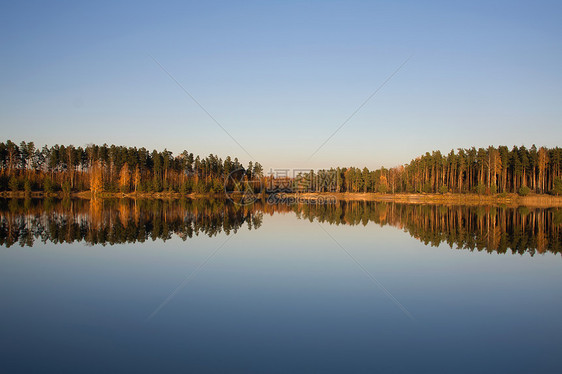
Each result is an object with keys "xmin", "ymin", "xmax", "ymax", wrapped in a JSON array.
[
  {"xmin": 1, "ymin": 198, "xmax": 561, "ymax": 256},
  {"xmin": 0, "ymin": 198, "xmax": 264, "ymax": 247}
]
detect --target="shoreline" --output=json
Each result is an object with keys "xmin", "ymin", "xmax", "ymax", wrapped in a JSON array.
[
  {"xmin": 288, "ymin": 192, "xmax": 562, "ymax": 208},
  {"xmin": 0, "ymin": 191, "xmax": 223, "ymax": 200},
  {"xmin": 1, "ymin": 191, "xmax": 562, "ymax": 208}
]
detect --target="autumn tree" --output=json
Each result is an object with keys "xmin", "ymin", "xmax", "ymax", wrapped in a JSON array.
[
  {"xmin": 119, "ymin": 163, "xmax": 130, "ymax": 193},
  {"xmin": 90, "ymin": 161, "xmax": 103, "ymax": 197}
]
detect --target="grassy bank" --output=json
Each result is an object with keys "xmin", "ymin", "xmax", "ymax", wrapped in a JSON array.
[
  {"xmin": 290, "ymin": 192, "xmax": 562, "ymax": 207},
  {"xmin": 1, "ymin": 190, "xmax": 562, "ymax": 207}
]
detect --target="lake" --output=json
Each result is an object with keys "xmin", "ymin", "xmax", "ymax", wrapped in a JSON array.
[{"xmin": 1, "ymin": 198, "xmax": 561, "ymax": 373}]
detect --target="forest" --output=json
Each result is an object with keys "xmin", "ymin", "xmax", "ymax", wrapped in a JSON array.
[
  {"xmin": 297, "ymin": 145, "xmax": 562, "ymax": 196},
  {"xmin": 0, "ymin": 140, "xmax": 263, "ymax": 195},
  {"xmin": 1, "ymin": 140, "xmax": 561, "ymax": 196}
]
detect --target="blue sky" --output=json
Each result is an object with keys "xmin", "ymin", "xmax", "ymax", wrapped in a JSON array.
[{"xmin": 1, "ymin": 0, "xmax": 561, "ymax": 170}]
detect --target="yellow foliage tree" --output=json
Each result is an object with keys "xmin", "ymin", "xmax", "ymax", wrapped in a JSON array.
[
  {"xmin": 119, "ymin": 163, "xmax": 130, "ymax": 193},
  {"xmin": 90, "ymin": 161, "xmax": 103, "ymax": 197}
]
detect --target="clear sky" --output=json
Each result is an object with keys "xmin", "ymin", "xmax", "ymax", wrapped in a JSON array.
[{"xmin": 1, "ymin": 0, "xmax": 561, "ymax": 171}]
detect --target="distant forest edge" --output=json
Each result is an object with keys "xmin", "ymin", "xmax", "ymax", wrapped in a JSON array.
[{"xmin": 1, "ymin": 140, "xmax": 561, "ymax": 197}]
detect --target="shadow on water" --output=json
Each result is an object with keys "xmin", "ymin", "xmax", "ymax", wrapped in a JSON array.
[{"xmin": 1, "ymin": 198, "xmax": 561, "ymax": 255}]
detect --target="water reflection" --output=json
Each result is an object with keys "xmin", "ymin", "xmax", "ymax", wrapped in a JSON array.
[
  {"xmin": 0, "ymin": 198, "xmax": 264, "ymax": 247},
  {"xmin": 1, "ymin": 198, "xmax": 561, "ymax": 255},
  {"xmin": 295, "ymin": 201, "xmax": 562, "ymax": 256}
]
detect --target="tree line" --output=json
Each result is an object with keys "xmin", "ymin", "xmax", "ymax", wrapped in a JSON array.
[
  {"xmin": 0, "ymin": 140, "xmax": 264, "ymax": 195},
  {"xmin": 2, "ymin": 141, "xmax": 561, "ymax": 197},
  {"xmin": 297, "ymin": 145, "xmax": 562, "ymax": 196}
]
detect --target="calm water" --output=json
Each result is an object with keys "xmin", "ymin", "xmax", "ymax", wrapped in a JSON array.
[{"xmin": 1, "ymin": 198, "xmax": 561, "ymax": 373}]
